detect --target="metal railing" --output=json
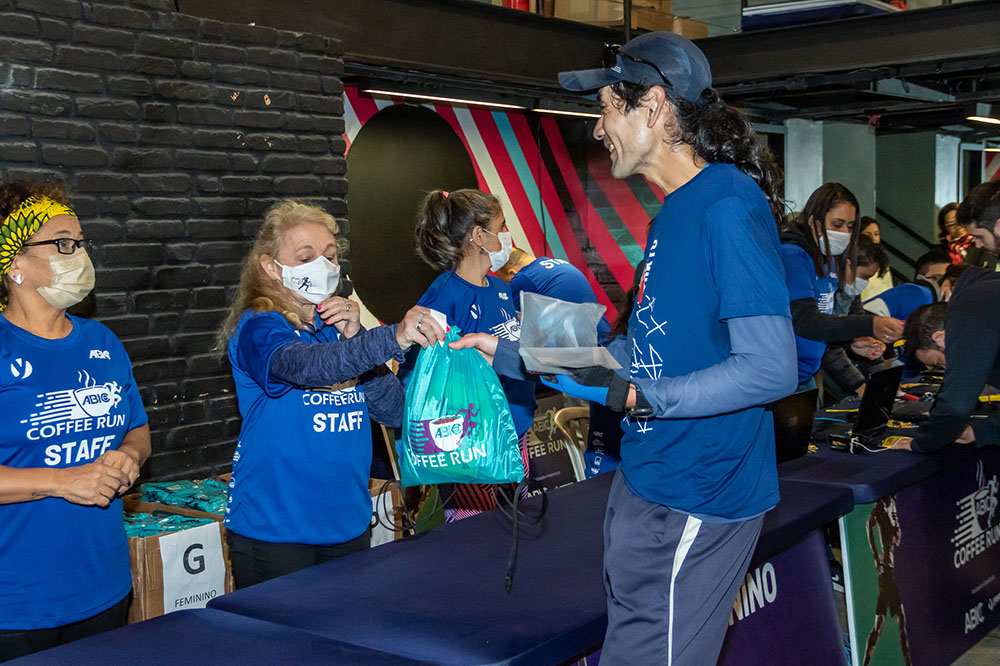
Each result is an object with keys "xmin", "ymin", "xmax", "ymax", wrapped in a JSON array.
[{"xmin": 875, "ymin": 206, "xmax": 935, "ymax": 251}]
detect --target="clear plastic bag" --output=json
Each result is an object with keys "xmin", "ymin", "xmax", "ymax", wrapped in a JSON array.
[{"xmin": 518, "ymin": 292, "xmax": 621, "ymax": 374}]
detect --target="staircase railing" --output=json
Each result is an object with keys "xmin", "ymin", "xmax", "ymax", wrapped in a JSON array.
[{"xmin": 875, "ymin": 207, "xmax": 935, "ymax": 252}]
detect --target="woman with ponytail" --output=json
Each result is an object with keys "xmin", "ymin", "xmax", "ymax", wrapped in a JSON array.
[{"xmin": 406, "ymin": 188, "xmax": 533, "ymax": 522}]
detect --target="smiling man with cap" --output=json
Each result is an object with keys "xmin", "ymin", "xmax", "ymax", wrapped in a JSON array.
[
  {"xmin": 553, "ymin": 32, "xmax": 798, "ymax": 664},
  {"xmin": 451, "ymin": 30, "xmax": 798, "ymax": 664}
]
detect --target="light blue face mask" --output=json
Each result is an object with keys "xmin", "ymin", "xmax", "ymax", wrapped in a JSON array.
[
  {"xmin": 842, "ymin": 277, "xmax": 868, "ymax": 298},
  {"xmin": 478, "ymin": 230, "xmax": 513, "ymax": 272}
]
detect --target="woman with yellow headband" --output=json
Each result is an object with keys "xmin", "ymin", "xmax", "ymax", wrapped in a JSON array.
[{"xmin": 0, "ymin": 181, "xmax": 149, "ymax": 659}]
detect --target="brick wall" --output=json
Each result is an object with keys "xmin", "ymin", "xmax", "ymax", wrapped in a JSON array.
[{"xmin": 0, "ymin": 0, "xmax": 347, "ymax": 479}]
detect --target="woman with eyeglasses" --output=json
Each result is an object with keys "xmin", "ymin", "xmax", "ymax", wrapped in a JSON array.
[{"xmin": 0, "ymin": 180, "xmax": 149, "ymax": 660}]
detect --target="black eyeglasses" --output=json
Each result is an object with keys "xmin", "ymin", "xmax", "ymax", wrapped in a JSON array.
[
  {"xmin": 20, "ymin": 238, "xmax": 93, "ymax": 255},
  {"xmin": 603, "ymin": 43, "xmax": 672, "ymax": 89}
]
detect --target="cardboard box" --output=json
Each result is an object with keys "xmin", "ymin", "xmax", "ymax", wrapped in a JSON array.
[
  {"xmin": 552, "ymin": 0, "xmax": 670, "ymax": 22},
  {"xmin": 630, "ymin": 6, "xmax": 673, "ymax": 31},
  {"xmin": 552, "ymin": 1, "xmax": 705, "ymax": 39},
  {"xmin": 125, "ymin": 508, "xmax": 234, "ymax": 623},
  {"xmin": 633, "ymin": 0, "xmax": 671, "ymax": 11},
  {"xmin": 669, "ymin": 15, "xmax": 708, "ymax": 39},
  {"xmin": 630, "ymin": 9, "xmax": 708, "ymax": 38},
  {"xmin": 553, "ymin": 0, "xmax": 623, "ymax": 24}
]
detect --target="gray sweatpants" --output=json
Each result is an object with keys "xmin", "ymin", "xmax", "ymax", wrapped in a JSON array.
[{"xmin": 601, "ymin": 471, "xmax": 763, "ymax": 666}]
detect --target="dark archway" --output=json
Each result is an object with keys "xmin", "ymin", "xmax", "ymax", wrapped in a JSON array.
[{"xmin": 346, "ymin": 103, "xmax": 478, "ymax": 324}]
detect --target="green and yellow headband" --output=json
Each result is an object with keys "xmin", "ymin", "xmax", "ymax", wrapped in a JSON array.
[{"xmin": 0, "ymin": 196, "xmax": 77, "ymax": 282}]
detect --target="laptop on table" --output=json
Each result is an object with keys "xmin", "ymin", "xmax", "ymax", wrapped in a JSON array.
[{"xmin": 829, "ymin": 364, "xmax": 904, "ymax": 452}]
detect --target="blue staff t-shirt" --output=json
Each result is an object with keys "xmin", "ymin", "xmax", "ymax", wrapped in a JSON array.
[
  {"xmin": 622, "ymin": 163, "xmax": 788, "ymax": 519},
  {"xmin": 780, "ymin": 244, "xmax": 839, "ymax": 384},
  {"xmin": 510, "ymin": 257, "xmax": 612, "ymax": 342},
  {"xmin": 0, "ymin": 314, "xmax": 146, "ymax": 630},
  {"xmin": 864, "ymin": 283, "xmax": 933, "ymax": 320},
  {"xmin": 413, "ymin": 271, "xmax": 535, "ymax": 437},
  {"xmin": 226, "ymin": 310, "xmax": 374, "ymax": 545}
]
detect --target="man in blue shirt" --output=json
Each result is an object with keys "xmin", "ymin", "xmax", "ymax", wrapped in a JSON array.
[
  {"xmin": 497, "ymin": 248, "xmax": 619, "ymax": 477},
  {"xmin": 496, "ymin": 248, "xmax": 612, "ymax": 342},
  {"xmin": 864, "ymin": 249, "xmax": 950, "ymax": 320},
  {"xmin": 456, "ymin": 32, "xmax": 797, "ymax": 665}
]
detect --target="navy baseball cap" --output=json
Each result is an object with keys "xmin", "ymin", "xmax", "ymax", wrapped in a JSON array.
[{"xmin": 558, "ymin": 32, "xmax": 712, "ymax": 104}]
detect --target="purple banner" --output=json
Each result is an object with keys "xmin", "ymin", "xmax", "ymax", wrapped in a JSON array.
[
  {"xmin": 718, "ymin": 529, "xmax": 847, "ymax": 666},
  {"xmin": 873, "ymin": 448, "xmax": 1000, "ymax": 665}
]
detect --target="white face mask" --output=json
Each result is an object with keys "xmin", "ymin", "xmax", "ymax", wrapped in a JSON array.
[
  {"xmin": 275, "ymin": 256, "xmax": 340, "ymax": 304},
  {"xmin": 842, "ymin": 277, "xmax": 868, "ymax": 298},
  {"xmin": 480, "ymin": 230, "xmax": 513, "ymax": 272},
  {"xmin": 37, "ymin": 250, "xmax": 95, "ymax": 309},
  {"xmin": 823, "ymin": 229, "xmax": 851, "ymax": 256}
]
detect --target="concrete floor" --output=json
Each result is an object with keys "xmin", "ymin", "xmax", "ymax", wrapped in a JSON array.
[{"xmin": 955, "ymin": 625, "xmax": 1000, "ymax": 666}]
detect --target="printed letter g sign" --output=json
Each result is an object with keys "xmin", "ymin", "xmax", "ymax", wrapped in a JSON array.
[{"xmin": 183, "ymin": 543, "xmax": 205, "ymax": 574}]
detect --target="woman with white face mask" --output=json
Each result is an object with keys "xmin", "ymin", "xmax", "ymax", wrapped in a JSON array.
[
  {"xmin": 779, "ymin": 183, "xmax": 905, "ymax": 391},
  {"xmin": 0, "ymin": 181, "xmax": 150, "ymax": 660},
  {"xmin": 406, "ymin": 188, "xmax": 533, "ymax": 522},
  {"xmin": 217, "ymin": 201, "xmax": 444, "ymax": 588}
]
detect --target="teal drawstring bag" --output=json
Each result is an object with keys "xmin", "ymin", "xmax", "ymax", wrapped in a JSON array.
[{"xmin": 399, "ymin": 328, "xmax": 525, "ymax": 487}]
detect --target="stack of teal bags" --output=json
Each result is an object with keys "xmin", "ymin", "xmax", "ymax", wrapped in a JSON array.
[
  {"xmin": 123, "ymin": 512, "xmax": 215, "ymax": 538},
  {"xmin": 138, "ymin": 478, "xmax": 229, "ymax": 515}
]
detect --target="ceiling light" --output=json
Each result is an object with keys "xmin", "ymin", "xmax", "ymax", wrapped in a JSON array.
[
  {"xmin": 968, "ymin": 103, "xmax": 1000, "ymax": 126},
  {"xmin": 532, "ymin": 108, "xmax": 601, "ymax": 119},
  {"xmin": 362, "ymin": 89, "xmax": 527, "ymax": 110}
]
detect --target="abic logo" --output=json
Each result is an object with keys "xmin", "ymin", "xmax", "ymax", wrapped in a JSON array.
[
  {"xmin": 410, "ymin": 405, "xmax": 479, "ymax": 456},
  {"xmin": 952, "ymin": 461, "xmax": 1000, "ymax": 569}
]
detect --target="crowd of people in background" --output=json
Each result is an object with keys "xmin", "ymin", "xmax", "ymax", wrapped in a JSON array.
[{"xmin": 2, "ymin": 29, "xmax": 998, "ymax": 666}]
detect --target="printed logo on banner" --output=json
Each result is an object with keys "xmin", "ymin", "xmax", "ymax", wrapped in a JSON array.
[
  {"xmin": 729, "ymin": 562, "xmax": 778, "ymax": 626},
  {"xmin": 408, "ymin": 405, "xmax": 484, "ymax": 468},
  {"xmin": 525, "ymin": 397, "xmax": 577, "ymax": 492},
  {"xmin": 952, "ymin": 461, "xmax": 1000, "ymax": 569},
  {"xmin": 160, "ymin": 522, "xmax": 227, "ymax": 613}
]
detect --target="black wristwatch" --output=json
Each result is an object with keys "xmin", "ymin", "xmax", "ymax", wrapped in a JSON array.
[{"xmin": 629, "ymin": 386, "xmax": 654, "ymax": 418}]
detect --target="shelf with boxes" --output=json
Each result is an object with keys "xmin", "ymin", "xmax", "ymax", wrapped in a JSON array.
[{"xmin": 549, "ymin": 0, "xmax": 709, "ymax": 39}]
